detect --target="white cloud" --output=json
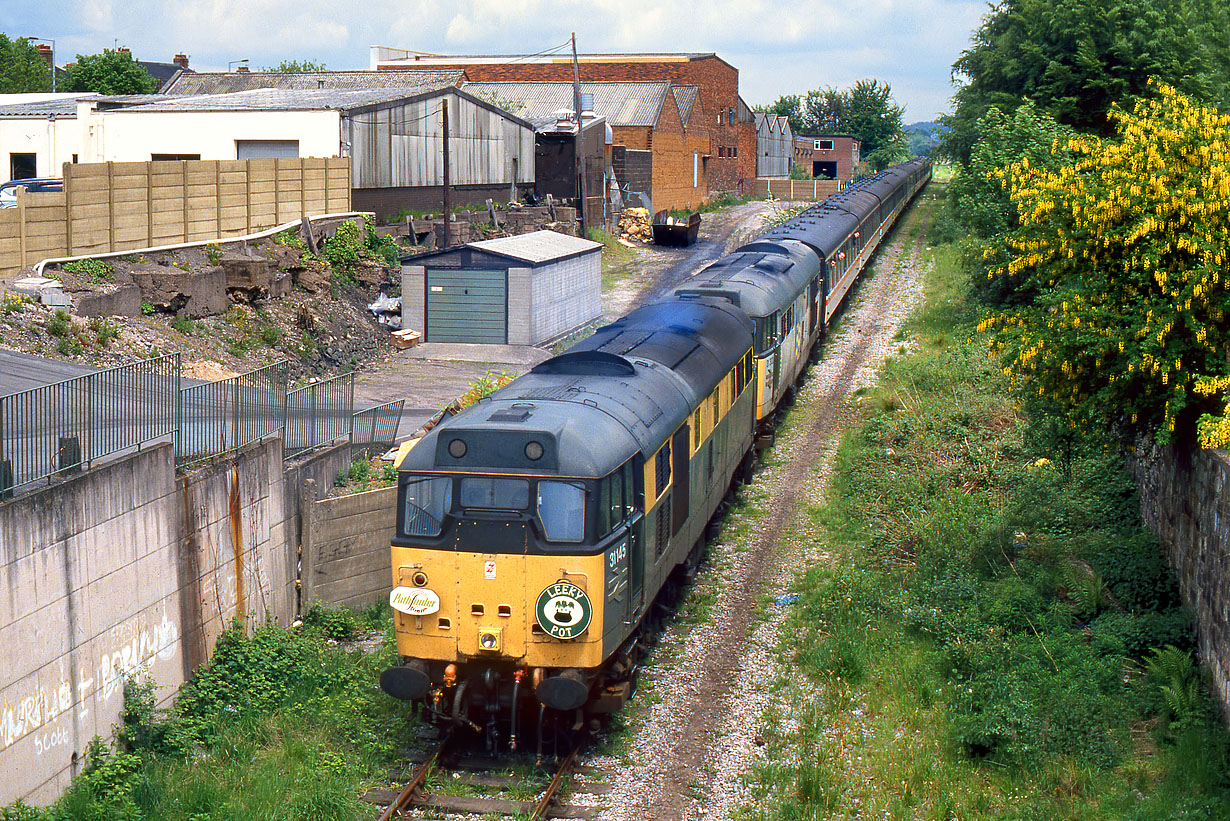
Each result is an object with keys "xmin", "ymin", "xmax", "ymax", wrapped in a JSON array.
[{"xmin": 7, "ymin": 0, "xmax": 985, "ymax": 114}]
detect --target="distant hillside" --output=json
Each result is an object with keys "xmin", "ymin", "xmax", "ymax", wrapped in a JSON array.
[{"xmin": 905, "ymin": 121, "xmax": 946, "ymax": 157}]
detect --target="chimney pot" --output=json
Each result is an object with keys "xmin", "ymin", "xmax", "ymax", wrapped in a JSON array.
[
  {"xmin": 117, "ymin": 47, "xmax": 130, "ymax": 54},
  {"xmin": 173, "ymin": 53, "xmax": 189, "ymax": 69},
  {"xmin": 235, "ymin": 65, "xmax": 249, "ymax": 73}
]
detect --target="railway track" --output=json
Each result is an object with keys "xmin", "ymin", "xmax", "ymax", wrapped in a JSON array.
[{"xmin": 367, "ymin": 731, "xmax": 603, "ymax": 820}]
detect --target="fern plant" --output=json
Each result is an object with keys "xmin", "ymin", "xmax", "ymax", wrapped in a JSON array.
[{"xmin": 1145, "ymin": 645, "xmax": 1204, "ymax": 732}]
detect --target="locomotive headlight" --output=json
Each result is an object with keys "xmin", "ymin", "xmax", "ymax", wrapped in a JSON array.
[
  {"xmin": 478, "ymin": 628, "xmax": 502, "ymax": 652},
  {"xmin": 411, "ymin": 571, "xmax": 428, "ymax": 587},
  {"xmin": 525, "ymin": 440, "xmax": 544, "ymax": 461},
  {"xmin": 448, "ymin": 438, "xmax": 467, "ymax": 458}
]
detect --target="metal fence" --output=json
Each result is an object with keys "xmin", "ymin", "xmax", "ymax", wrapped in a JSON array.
[
  {"xmin": 1, "ymin": 355, "xmax": 406, "ymax": 493},
  {"xmin": 284, "ymin": 372, "xmax": 356, "ymax": 459},
  {"xmin": 0, "ymin": 354, "xmax": 181, "ymax": 497},
  {"xmin": 351, "ymin": 399, "xmax": 405, "ymax": 460},
  {"xmin": 177, "ymin": 361, "xmax": 289, "ymax": 468}
]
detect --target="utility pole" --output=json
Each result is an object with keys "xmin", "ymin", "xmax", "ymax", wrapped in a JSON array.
[
  {"xmin": 442, "ymin": 99, "xmax": 452, "ymax": 248},
  {"xmin": 571, "ymin": 32, "xmax": 586, "ymax": 237}
]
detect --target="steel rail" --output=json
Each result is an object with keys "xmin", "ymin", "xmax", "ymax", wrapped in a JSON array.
[{"xmin": 376, "ymin": 731, "xmax": 453, "ymax": 821}]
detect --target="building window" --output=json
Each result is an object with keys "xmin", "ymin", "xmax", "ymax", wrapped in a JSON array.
[
  {"xmin": 718, "ymin": 146, "xmax": 726, "ymax": 157},
  {"xmin": 732, "ymin": 145, "xmax": 737, "ymax": 157},
  {"xmin": 9, "ymin": 153, "xmax": 36, "ymax": 180},
  {"xmin": 151, "ymin": 153, "xmax": 202, "ymax": 161},
  {"xmin": 817, "ymin": 140, "xmax": 834, "ymax": 150}
]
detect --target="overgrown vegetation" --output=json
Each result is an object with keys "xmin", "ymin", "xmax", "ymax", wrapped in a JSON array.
[
  {"xmin": 2, "ymin": 609, "xmax": 414, "ymax": 820},
  {"xmin": 456, "ymin": 369, "xmax": 518, "ymax": 411},
  {"xmin": 316, "ymin": 220, "xmax": 399, "ymax": 286},
  {"xmin": 740, "ymin": 224, "xmax": 1230, "ymax": 819},
  {"xmin": 61, "ymin": 258, "xmax": 114, "ymax": 285}
]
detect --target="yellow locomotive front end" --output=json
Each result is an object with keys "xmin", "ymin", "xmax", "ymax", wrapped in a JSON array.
[{"xmin": 379, "ymin": 380, "xmax": 650, "ymax": 744}]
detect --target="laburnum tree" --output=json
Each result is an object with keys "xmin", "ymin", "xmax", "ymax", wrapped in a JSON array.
[{"xmin": 979, "ymin": 83, "xmax": 1230, "ymax": 449}]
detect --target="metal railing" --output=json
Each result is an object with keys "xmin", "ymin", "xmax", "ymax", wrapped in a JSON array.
[
  {"xmin": 177, "ymin": 361, "xmax": 289, "ymax": 468},
  {"xmin": 1, "ymin": 355, "xmax": 407, "ymax": 494},
  {"xmin": 0, "ymin": 354, "xmax": 180, "ymax": 497},
  {"xmin": 351, "ymin": 399, "xmax": 404, "ymax": 460},
  {"xmin": 284, "ymin": 372, "xmax": 355, "ymax": 459}
]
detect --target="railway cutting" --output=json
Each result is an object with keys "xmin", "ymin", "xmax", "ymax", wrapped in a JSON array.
[{"xmin": 591, "ymin": 190, "xmax": 937, "ymax": 821}]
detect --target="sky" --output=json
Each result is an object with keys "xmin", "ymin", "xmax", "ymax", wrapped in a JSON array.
[{"xmin": 3, "ymin": 0, "xmax": 988, "ymax": 123}]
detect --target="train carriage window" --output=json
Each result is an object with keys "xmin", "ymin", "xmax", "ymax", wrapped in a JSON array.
[
  {"xmin": 537, "ymin": 481, "xmax": 586, "ymax": 543},
  {"xmin": 693, "ymin": 410, "xmax": 702, "ymax": 449},
  {"xmin": 402, "ymin": 477, "xmax": 453, "ymax": 537},
  {"xmin": 598, "ymin": 476, "xmax": 612, "ymax": 536},
  {"xmin": 623, "ymin": 463, "xmax": 635, "ymax": 515},
  {"xmin": 460, "ymin": 477, "xmax": 529, "ymax": 510}
]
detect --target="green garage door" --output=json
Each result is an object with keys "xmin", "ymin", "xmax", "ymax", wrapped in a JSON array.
[{"xmin": 425, "ymin": 268, "xmax": 508, "ymax": 344}]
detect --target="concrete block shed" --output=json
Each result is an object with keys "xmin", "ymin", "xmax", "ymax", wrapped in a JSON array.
[{"xmin": 401, "ymin": 229, "xmax": 603, "ymax": 345}]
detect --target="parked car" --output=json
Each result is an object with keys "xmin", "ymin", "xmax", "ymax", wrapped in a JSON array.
[{"xmin": 0, "ymin": 177, "xmax": 63, "ymax": 208}]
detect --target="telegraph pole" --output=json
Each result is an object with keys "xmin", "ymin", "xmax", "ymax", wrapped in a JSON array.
[
  {"xmin": 571, "ymin": 33, "xmax": 586, "ymax": 236},
  {"xmin": 442, "ymin": 99, "xmax": 452, "ymax": 248}
]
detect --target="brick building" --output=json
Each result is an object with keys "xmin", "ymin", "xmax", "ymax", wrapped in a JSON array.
[
  {"xmin": 794, "ymin": 134, "xmax": 861, "ymax": 181},
  {"xmin": 373, "ymin": 49, "xmax": 755, "ymax": 196},
  {"xmin": 464, "ymin": 80, "xmax": 710, "ymax": 212}
]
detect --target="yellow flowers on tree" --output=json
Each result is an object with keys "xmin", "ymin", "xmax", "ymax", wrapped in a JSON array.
[{"xmin": 982, "ymin": 82, "xmax": 1230, "ymax": 448}]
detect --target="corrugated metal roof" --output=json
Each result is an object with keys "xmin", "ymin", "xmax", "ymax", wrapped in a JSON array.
[
  {"xmin": 99, "ymin": 87, "xmax": 439, "ymax": 113},
  {"xmin": 671, "ymin": 85, "xmax": 698, "ymax": 128},
  {"xmin": 0, "ymin": 94, "xmax": 97, "ymax": 118},
  {"xmin": 469, "ymin": 229, "xmax": 603, "ymax": 264},
  {"xmin": 161, "ymin": 69, "xmax": 464, "ymax": 95},
  {"xmin": 462, "ymin": 81, "xmax": 669, "ymax": 129}
]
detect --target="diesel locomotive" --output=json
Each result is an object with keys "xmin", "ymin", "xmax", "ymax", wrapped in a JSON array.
[{"xmin": 380, "ymin": 158, "xmax": 931, "ymax": 748}]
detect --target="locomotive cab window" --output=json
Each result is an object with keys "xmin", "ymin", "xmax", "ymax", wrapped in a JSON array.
[
  {"xmin": 401, "ymin": 476, "xmax": 453, "ymax": 537},
  {"xmin": 537, "ymin": 480, "xmax": 586, "ymax": 543},
  {"xmin": 460, "ymin": 477, "xmax": 529, "ymax": 510}
]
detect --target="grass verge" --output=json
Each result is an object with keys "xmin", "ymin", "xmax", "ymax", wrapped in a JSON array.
[
  {"xmin": 3, "ymin": 606, "xmax": 418, "ymax": 821},
  {"xmin": 737, "ymin": 228, "xmax": 1230, "ymax": 819}
]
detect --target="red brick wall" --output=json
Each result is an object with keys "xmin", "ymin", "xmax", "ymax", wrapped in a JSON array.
[
  {"xmin": 650, "ymin": 88, "xmax": 709, "ymax": 211},
  {"xmin": 795, "ymin": 135, "xmax": 861, "ymax": 182},
  {"xmin": 389, "ymin": 56, "xmax": 741, "ymax": 193},
  {"xmin": 736, "ymin": 120, "xmax": 757, "ymax": 193},
  {"xmin": 612, "ymin": 126, "xmax": 652, "ymax": 151}
]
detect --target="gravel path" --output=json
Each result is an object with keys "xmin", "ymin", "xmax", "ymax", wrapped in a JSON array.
[{"xmin": 585, "ymin": 194, "xmax": 936, "ymax": 821}]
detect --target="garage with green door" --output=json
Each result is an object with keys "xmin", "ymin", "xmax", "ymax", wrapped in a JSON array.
[
  {"xmin": 402, "ymin": 230, "xmax": 602, "ymax": 346},
  {"xmin": 425, "ymin": 268, "xmax": 508, "ymax": 344}
]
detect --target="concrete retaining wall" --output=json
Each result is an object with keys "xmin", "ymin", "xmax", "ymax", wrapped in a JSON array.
[
  {"xmin": 301, "ymin": 480, "xmax": 395, "ymax": 610},
  {"xmin": 0, "ymin": 436, "xmax": 296, "ymax": 806},
  {"xmin": 1131, "ymin": 444, "xmax": 1230, "ymax": 719},
  {"xmin": 0, "ymin": 444, "xmax": 185, "ymax": 803}
]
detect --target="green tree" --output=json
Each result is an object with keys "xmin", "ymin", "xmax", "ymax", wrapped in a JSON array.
[
  {"xmin": 842, "ymin": 79, "xmax": 907, "ymax": 170},
  {"xmin": 62, "ymin": 49, "xmax": 156, "ymax": 94},
  {"xmin": 0, "ymin": 34, "xmax": 52, "ymax": 92},
  {"xmin": 761, "ymin": 80, "xmax": 907, "ymax": 171},
  {"xmin": 980, "ymin": 84, "xmax": 1230, "ymax": 448},
  {"xmin": 263, "ymin": 59, "xmax": 327, "ymax": 72},
  {"xmin": 941, "ymin": 0, "xmax": 1229, "ymax": 165}
]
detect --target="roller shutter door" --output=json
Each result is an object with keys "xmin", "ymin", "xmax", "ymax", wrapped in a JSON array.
[{"xmin": 425, "ymin": 268, "xmax": 508, "ymax": 343}]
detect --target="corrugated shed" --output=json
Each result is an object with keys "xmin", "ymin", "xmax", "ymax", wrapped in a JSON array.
[
  {"xmin": 161, "ymin": 69, "xmax": 465, "ymax": 96},
  {"xmin": 461, "ymin": 81, "xmax": 670, "ymax": 129}
]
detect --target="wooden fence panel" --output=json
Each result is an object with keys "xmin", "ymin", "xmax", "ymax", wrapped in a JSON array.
[
  {"xmin": 753, "ymin": 177, "xmax": 844, "ymax": 201},
  {"xmin": 1, "ymin": 158, "xmax": 352, "ymax": 278}
]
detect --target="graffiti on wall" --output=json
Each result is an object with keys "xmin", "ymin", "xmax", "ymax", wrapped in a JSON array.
[{"xmin": 0, "ymin": 612, "xmax": 179, "ymax": 753}]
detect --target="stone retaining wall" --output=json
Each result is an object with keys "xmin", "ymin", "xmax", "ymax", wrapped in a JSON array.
[{"xmin": 1131, "ymin": 444, "xmax": 1230, "ymax": 719}]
